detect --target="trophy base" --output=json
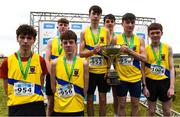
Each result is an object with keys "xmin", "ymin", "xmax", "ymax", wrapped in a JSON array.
[
  {"xmin": 106, "ymin": 70, "xmax": 121, "ymax": 85},
  {"xmin": 107, "ymin": 78, "xmax": 121, "ymax": 85}
]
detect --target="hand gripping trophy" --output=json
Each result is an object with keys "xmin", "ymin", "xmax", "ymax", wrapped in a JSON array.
[{"xmin": 101, "ymin": 45, "xmax": 122, "ymax": 85}]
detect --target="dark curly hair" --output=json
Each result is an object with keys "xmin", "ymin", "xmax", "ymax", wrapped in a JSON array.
[{"xmin": 16, "ymin": 24, "xmax": 37, "ymax": 40}]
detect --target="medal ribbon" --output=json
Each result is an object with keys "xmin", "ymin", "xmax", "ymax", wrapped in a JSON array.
[
  {"xmin": 90, "ymin": 26, "xmax": 101, "ymax": 45},
  {"xmin": 151, "ymin": 43, "xmax": 162, "ymax": 66},
  {"xmin": 63, "ymin": 56, "xmax": 77, "ymax": 81},
  {"xmin": 122, "ymin": 33, "xmax": 134, "ymax": 49},
  {"xmin": 58, "ymin": 35, "xmax": 63, "ymax": 55},
  {"xmin": 17, "ymin": 51, "xmax": 32, "ymax": 80}
]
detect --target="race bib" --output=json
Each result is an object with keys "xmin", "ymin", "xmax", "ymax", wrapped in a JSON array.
[
  {"xmin": 118, "ymin": 55, "xmax": 133, "ymax": 65},
  {"xmin": 14, "ymin": 82, "xmax": 35, "ymax": 96},
  {"xmin": 58, "ymin": 84, "xmax": 75, "ymax": 98},
  {"xmin": 151, "ymin": 64, "xmax": 165, "ymax": 75},
  {"xmin": 89, "ymin": 56, "xmax": 103, "ymax": 66}
]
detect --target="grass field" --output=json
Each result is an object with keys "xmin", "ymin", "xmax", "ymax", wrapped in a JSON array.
[
  {"xmin": 0, "ymin": 80, "xmax": 8, "ymax": 116},
  {"xmin": 0, "ymin": 58, "xmax": 180, "ymax": 116}
]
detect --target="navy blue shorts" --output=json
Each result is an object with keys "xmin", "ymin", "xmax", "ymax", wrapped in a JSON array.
[
  {"xmin": 146, "ymin": 78, "xmax": 171, "ymax": 102},
  {"xmin": 52, "ymin": 111, "xmax": 84, "ymax": 116},
  {"xmin": 87, "ymin": 72, "xmax": 110, "ymax": 95},
  {"xmin": 116, "ymin": 80, "xmax": 141, "ymax": 98},
  {"xmin": 8, "ymin": 101, "xmax": 45, "ymax": 116}
]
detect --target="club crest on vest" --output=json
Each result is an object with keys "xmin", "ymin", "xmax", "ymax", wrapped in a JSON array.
[
  {"xmin": 29, "ymin": 66, "xmax": 35, "ymax": 74},
  {"xmin": 100, "ymin": 37, "xmax": 104, "ymax": 43},
  {"xmin": 73, "ymin": 69, "xmax": 79, "ymax": 77}
]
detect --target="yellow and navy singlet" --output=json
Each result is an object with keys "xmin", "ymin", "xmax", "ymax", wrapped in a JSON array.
[
  {"xmin": 54, "ymin": 56, "xmax": 85, "ymax": 113},
  {"xmin": 145, "ymin": 43, "xmax": 170, "ymax": 80},
  {"xmin": 7, "ymin": 53, "xmax": 44, "ymax": 106},
  {"xmin": 115, "ymin": 34, "xmax": 142, "ymax": 83},
  {"xmin": 51, "ymin": 36, "xmax": 64, "ymax": 60},
  {"xmin": 84, "ymin": 26, "xmax": 108, "ymax": 74}
]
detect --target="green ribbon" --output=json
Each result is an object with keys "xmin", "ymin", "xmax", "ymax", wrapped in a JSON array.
[
  {"xmin": 112, "ymin": 32, "xmax": 115, "ymax": 39},
  {"xmin": 17, "ymin": 51, "xmax": 32, "ymax": 80},
  {"xmin": 122, "ymin": 33, "xmax": 134, "ymax": 49},
  {"xmin": 151, "ymin": 43, "xmax": 162, "ymax": 66},
  {"xmin": 63, "ymin": 56, "xmax": 77, "ymax": 81},
  {"xmin": 58, "ymin": 35, "xmax": 63, "ymax": 55},
  {"xmin": 90, "ymin": 26, "xmax": 101, "ymax": 45}
]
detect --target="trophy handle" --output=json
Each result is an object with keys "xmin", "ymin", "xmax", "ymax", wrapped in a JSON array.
[{"xmin": 100, "ymin": 49, "xmax": 109, "ymax": 58}]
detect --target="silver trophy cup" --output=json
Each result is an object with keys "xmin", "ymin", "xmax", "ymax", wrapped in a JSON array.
[{"xmin": 101, "ymin": 45, "xmax": 122, "ymax": 85}]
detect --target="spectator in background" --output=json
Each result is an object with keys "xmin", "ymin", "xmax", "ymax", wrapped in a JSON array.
[{"xmin": 0, "ymin": 53, "xmax": 4, "ymax": 58}]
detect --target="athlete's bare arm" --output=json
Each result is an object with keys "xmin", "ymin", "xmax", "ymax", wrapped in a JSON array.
[
  {"xmin": 45, "ymin": 39, "xmax": 52, "ymax": 73},
  {"xmin": 168, "ymin": 46, "xmax": 175, "ymax": 97},
  {"xmin": 79, "ymin": 30, "xmax": 100, "ymax": 58},
  {"xmin": 83, "ymin": 59, "xmax": 89, "ymax": 96},
  {"xmin": 50, "ymin": 59, "xmax": 57, "ymax": 94}
]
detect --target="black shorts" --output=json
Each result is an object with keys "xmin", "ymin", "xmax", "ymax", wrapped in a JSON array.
[
  {"xmin": 52, "ymin": 111, "xmax": 84, "ymax": 116},
  {"xmin": 87, "ymin": 72, "xmax": 110, "ymax": 95},
  {"xmin": 116, "ymin": 80, "xmax": 141, "ymax": 98},
  {"xmin": 45, "ymin": 74, "xmax": 54, "ymax": 96},
  {"xmin": 8, "ymin": 101, "xmax": 45, "ymax": 116},
  {"xmin": 146, "ymin": 78, "xmax": 171, "ymax": 102}
]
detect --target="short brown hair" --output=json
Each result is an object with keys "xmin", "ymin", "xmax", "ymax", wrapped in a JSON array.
[
  {"xmin": 103, "ymin": 14, "xmax": 116, "ymax": 24},
  {"xmin": 122, "ymin": 13, "xmax": 136, "ymax": 22},
  {"xmin": 57, "ymin": 18, "xmax": 69, "ymax": 24},
  {"xmin": 89, "ymin": 5, "xmax": 102, "ymax": 15},
  {"xmin": 60, "ymin": 30, "xmax": 77, "ymax": 43},
  {"xmin": 148, "ymin": 23, "xmax": 163, "ymax": 34}
]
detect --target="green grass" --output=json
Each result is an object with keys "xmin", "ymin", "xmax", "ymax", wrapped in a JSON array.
[
  {"xmin": 172, "ymin": 76, "xmax": 180, "ymax": 111},
  {"xmin": 0, "ymin": 79, "xmax": 8, "ymax": 116},
  {"xmin": 0, "ymin": 58, "xmax": 7, "ymax": 116},
  {"xmin": 84, "ymin": 103, "xmax": 148, "ymax": 116}
]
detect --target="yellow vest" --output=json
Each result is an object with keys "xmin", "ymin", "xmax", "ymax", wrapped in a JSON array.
[
  {"xmin": 84, "ymin": 26, "xmax": 108, "ymax": 74},
  {"xmin": 145, "ymin": 43, "xmax": 169, "ymax": 80},
  {"xmin": 7, "ymin": 53, "xmax": 44, "ymax": 106},
  {"xmin": 115, "ymin": 34, "xmax": 142, "ymax": 83},
  {"xmin": 51, "ymin": 36, "xmax": 64, "ymax": 60},
  {"xmin": 54, "ymin": 56, "xmax": 84, "ymax": 113}
]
